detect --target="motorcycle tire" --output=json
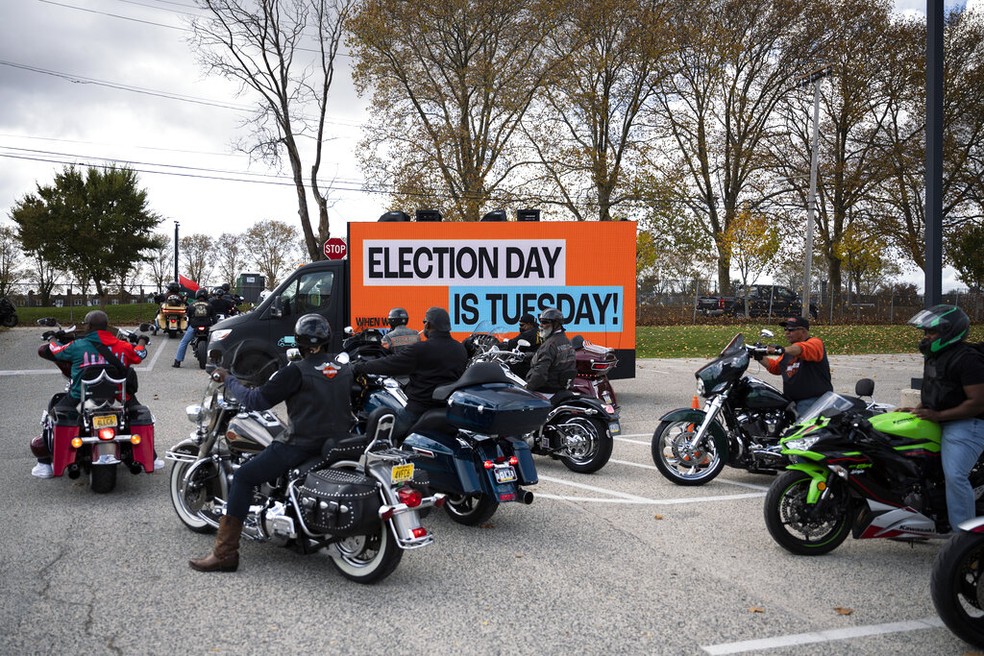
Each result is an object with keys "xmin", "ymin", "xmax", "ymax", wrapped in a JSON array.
[
  {"xmin": 1, "ymin": 313, "xmax": 17, "ymax": 328},
  {"xmin": 195, "ymin": 340, "xmax": 207, "ymax": 369},
  {"xmin": 170, "ymin": 451, "xmax": 218, "ymax": 534},
  {"xmin": 764, "ymin": 470, "xmax": 852, "ymax": 556},
  {"xmin": 555, "ymin": 416, "xmax": 613, "ymax": 474},
  {"xmin": 327, "ymin": 465, "xmax": 403, "ymax": 584},
  {"xmin": 90, "ymin": 464, "xmax": 117, "ymax": 494},
  {"xmin": 931, "ymin": 532, "xmax": 984, "ymax": 648},
  {"xmin": 651, "ymin": 418, "xmax": 725, "ymax": 486},
  {"xmin": 444, "ymin": 493, "xmax": 499, "ymax": 526}
]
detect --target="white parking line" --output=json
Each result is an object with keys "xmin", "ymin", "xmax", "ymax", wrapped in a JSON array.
[
  {"xmin": 700, "ymin": 617, "xmax": 945, "ymax": 654},
  {"xmin": 535, "ymin": 475, "xmax": 765, "ymax": 505}
]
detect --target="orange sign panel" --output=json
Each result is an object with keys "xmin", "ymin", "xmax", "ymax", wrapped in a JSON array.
[{"xmin": 347, "ymin": 221, "xmax": 637, "ymax": 351}]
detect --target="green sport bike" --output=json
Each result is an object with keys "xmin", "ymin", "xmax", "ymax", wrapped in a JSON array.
[{"xmin": 764, "ymin": 389, "xmax": 984, "ymax": 556}]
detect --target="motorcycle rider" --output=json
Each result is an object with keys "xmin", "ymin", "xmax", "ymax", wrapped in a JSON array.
[
  {"xmin": 501, "ymin": 312, "xmax": 539, "ymax": 379},
  {"xmin": 352, "ymin": 306, "xmax": 467, "ymax": 440},
  {"xmin": 757, "ymin": 316, "xmax": 832, "ymax": 416},
  {"xmin": 173, "ymin": 288, "xmax": 215, "ymax": 368},
  {"xmin": 32, "ymin": 310, "xmax": 158, "ymax": 477},
  {"xmin": 190, "ymin": 314, "xmax": 354, "ymax": 573},
  {"xmin": 525, "ymin": 308, "xmax": 576, "ymax": 393},
  {"xmin": 380, "ymin": 307, "xmax": 420, "ymax": 353},
  {"xmin": 907, "ymin": 304, "xmax": 984, "ymax": 532}
]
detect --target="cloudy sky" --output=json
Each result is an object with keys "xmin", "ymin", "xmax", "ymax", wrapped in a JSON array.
[{"xmin": 0, "ymin": 0, "xmax": 975, "ymax": 287}]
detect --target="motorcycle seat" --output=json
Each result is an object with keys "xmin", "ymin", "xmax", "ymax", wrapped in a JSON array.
[
  {"xmin": 432, "ymin": 362, "xmax": 512, "ymax": 401},
  {"xmin": 292, "ymin": 436, "xmax": 371, "ymax": 477},
  {"xmin": 408, "ymin": 408, "xmax": 457, "ymax": 438}
]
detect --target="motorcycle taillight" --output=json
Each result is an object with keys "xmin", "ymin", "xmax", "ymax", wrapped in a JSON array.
[
  {"xmin": 397, "ymin": 486, "xmax": 423, "ymax": 508},
  {"xmin": 98, "ymin": 427, "xmax": 116, "ymax": 441}
]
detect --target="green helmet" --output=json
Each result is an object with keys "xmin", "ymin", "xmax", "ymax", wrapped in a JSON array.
[{"xmin": 907, "ymin": 304, "xmax": 970, "ymax": 356}]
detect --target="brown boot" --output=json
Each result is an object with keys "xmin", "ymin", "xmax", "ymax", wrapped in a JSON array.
[{"xmin": 189, "ymin": 515, "xmax": 243, "ymax": 572}]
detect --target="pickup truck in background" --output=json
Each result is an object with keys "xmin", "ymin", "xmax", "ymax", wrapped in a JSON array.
[{"xmin": 696, "ymin": 284, "xmax": 818, "ymax": 319}]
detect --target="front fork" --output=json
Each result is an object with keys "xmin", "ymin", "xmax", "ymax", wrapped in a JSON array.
[
  {"xmin": 690, "ymin": 396, "xmax": 725, "ymax": 449},
  {"xmin": 787, "ymin": 462, "xmax": 838, "ymax": 508}
]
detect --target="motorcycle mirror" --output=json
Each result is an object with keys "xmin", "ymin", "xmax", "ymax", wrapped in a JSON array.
[
  {"xmin": 516, "ymin": 339, "xmax": 530, "ymax": 348},
  {"xmin": 138, "ymin": 322, "xmax": 153, "ymax": 332},
  {"xmin": 344, "ymin": 326, "xmax": 354, "ymax": 335},
  {"xmin": 37, "ymin": 317, "xmax": 58, "ymax": 327},
  {"xmin": 286, "ymin": 348, "xmax": 302, "ymax": 362},
  {"xmin": 335, "ymin": 352, "xmax": 351, "ymax": 366},
  {"xmin": 759, "ymin": 329, "xmax": 775, "ymax": 339}
]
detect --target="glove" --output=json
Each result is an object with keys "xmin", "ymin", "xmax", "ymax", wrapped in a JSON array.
[{"xmin": 211, "ymin": 367, "xmax": 229, "ymax": 383}]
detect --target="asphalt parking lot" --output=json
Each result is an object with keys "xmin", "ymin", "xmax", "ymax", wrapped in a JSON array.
[{"xmin": 0, "ymin": 325, "xmax": 976, "ymax": 655}]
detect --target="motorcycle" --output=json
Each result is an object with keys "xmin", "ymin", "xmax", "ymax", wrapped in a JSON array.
[
  {"xmin": 190, "ymin": 322, "xmax": 211, "ymax": 369},
  {"xmin": 471, "ymin": 344, "xmax": 619, "ymax": 474},
  {"xmin": 650, "ymin": 331, "xmax": 798, "ymax": 486},
  {"xmin": 0, "ymin": 296, "xmax": 17, "ymax": 327},
  {"xmin": 32, "ymin": 318, "xmax": 156, "ymax": 493},
  {"xmin": 166, "ymin": 349, "xmax": 442, "ymax": 584},
  {"xmin": 570, "ymin": 335, "xmax": 619, "ymax": 408},
  {"xmin": 763, "ymin": 391, "xmax": 984, "ymax": 555},
  {"xmin": 341, "ymin": 328, "xmax": 409, "ymax": 438},
  {"xmin": 931, "ymin": 518, "xmax": 984, "ymax": 648},
  {"xmin": 154, "ymin": 293, "xmax": 188, "ymax": 338},
  {"xmin": 401, "ymin": 362, "xmax": 551, "ymax": 525}
]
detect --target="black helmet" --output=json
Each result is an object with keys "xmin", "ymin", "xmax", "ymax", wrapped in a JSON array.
[
  {"xmin": 221, "ymin": 283, "xmax": 230, "ymax": 292},
  {"xmin": 84, "ymin": 310, "xmax": 109, "ymax": 331},
  {"xmin": 212, "ymin": 286, "xmax": 224, "ymax": 297},
  {"xmin": 539, "ymin": 307, "xmax": 565, "ymax": 325},
  {"xmin": 388, "ymin": 307, "xmax": 409, "ymax": 328},
  {"xmin": 166, "ymin": 281, "xmax": 180, "ymax": 293},
  {"xmin": 423, "ymin": 307, "xmax": 451, "ymax": 332},
  {"xmin": 294, "ymin": 313, "xmax": 332, "ymax": 349},
  {"xmin": 908, "ymin": 304, "xmax": 970, "ymax": 356},
  {"xmin": 195, "ymin": 289, "xmax": 208, "ymax": 300}
]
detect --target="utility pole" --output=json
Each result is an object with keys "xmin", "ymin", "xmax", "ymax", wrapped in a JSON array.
[
  {"xmin": 173, "ymin": 220, "xmax": 180, "ymax": 285},
  {"xmin": 796, "ymin": 65, "xmax": 831, "ymax": 319}
]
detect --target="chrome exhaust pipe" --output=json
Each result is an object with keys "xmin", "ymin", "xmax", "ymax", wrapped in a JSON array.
[{"xmin": 67, "ymin": 463, "xmax": 81, "ymax": 479}]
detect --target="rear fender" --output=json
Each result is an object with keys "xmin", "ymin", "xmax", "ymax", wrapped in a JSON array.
[{"xmin": 657, "ymin": 407, "xmax": 728, "ymax": 460}]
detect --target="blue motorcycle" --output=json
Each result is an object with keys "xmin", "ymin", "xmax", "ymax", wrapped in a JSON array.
[{"xmin": 402, "ymin": 363, "xmax": 551, "ymax": 525}]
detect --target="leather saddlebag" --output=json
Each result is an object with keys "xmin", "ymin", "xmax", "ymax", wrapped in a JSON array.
[{"xmin": 297, "ymin": 468, "xmax": 381, "ymax": 537}]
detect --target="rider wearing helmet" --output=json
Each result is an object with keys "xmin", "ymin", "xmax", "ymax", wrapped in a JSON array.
[
  {"xmin": 907, "ymin": 304, "xmax": 984, "ymax": 531},
  {"xmin": 353, "ymin": 306, "xmax": 467, "ymax": 438},
  {"xmin": 525, "ymin": 307, "xmax": 576, "ymax": 393},
  {"xmin": 191, "ymin": 314, "xmax": 354, "ymax": 573},
  {"xmin": 173, "ymin": 288, "xmax": 216, "ymax": 368},
  {"xmin": 381, "ymin": 307, "xmax": 420, "ymax": 353}
]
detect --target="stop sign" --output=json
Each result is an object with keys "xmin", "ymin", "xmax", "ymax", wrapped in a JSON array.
[{"xmin": 323, "ymin": 237, "xmax": 347, "ymax": 260}]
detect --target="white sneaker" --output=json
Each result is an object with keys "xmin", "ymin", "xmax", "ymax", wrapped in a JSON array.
[
  {"xmin": 32, "ymin": 462, "xmax": 54, "ymax": 479},
  {"xmin": 154, "ymin": 458, "xmax": 165, "ymax": 472}
]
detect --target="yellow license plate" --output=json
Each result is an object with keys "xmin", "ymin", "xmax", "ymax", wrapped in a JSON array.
[
  {"xmin": 390, "ymin": 463, "xmax": 414, "ymax": 484},
  {"xmin": 93, "ymin": 415, "xmax": 117, "ymax": 429}
]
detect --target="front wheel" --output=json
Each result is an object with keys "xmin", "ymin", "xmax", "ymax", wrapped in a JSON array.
[
  {"xmin": 1, "ymin": 313, "xmax": 17, "ymax": 327},
  {"xmin": 931, "ymin": 532, "xmax": 984, "ymax": 648},
  {"xmin": 444, "ymin": 493, "xmax": 499, "ymax": 526},
  {"xmin": 90, "ymin": 464, "xmax": 117, "ymax": 493},
  {"xmin": 169, "ymin": 454, "xmax": 219, "ymax": 534},
  {"xmin": 555, "ymin": 416, "xmax": 613, "ymax": 474},
  {"xmin": 764, "ymin": 470, "xmax": 853, "ymax": 556},
  {"xmin": 651, "ymin": 417, "xmax": 725, "ymax": 486}
]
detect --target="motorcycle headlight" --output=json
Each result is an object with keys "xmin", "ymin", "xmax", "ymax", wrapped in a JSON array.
[
  {"xmin": 210, "ymin": 329, "xmax": 232, "ymax": 342},
  {"xmin": 785, "ymin": 435, "xmax": 820, "ymax": 452},
  {"xmin": 696, "ymin": 378, "xmax": 705, "ymax": 396}
]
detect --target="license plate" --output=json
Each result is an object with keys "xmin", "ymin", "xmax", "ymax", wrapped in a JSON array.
[
  {"xmin": 609, "ymin": 421, "xmax": 621, "ymax": 436},
  {"xmin": 390, "ymin": 463, "xmax": 414, "ymax": 484},
  {"xmin": 93, "ymin": 415, "xmax": 117, "ymax": 429},
  {"xmin": 494, "ymin": 466, "xmax": 517, "ymax": 484}
]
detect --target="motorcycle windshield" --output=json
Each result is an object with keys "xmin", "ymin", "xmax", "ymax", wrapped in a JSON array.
[
  {"xmin": 695, "ymin": 334, "xmax": 749, "ymax": 395},
  {"xmin": 796, "ymin": 391, "xmax": 862, "ymax": 423}
]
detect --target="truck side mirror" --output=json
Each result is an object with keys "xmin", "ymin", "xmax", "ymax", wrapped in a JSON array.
[{"xmin": 270, "ymin": 297, "xmax": 283, "ymax": 318}]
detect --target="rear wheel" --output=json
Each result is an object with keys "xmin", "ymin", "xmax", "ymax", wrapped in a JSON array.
[
  {"xmin": 932, "ymin": 532, "xmax": 984, "ymax": 648},
  {"xmin": 651, "ymin": 418, "xmax": 725, "ymax": 486},
  {"xmin": 170, "ymin": 453, "xmax": 219, "ymax": 534},
  {"xmin": 556, "ymin": 416, "xmax": 613, "ymax": 474},
  {"xmin": 444, "ymin": 493, "xmax": 498, "ymax": 526},
  {"xmin": 195, "ymin": 340, "xmax": 207, "ymax": 369},
  {"xmin": 90, "ymin": 464, "xmax": 117, "ymax": 493},
  {"xmin": 764, "ymin": 470, "xmax": 853, "ymax": 555}
]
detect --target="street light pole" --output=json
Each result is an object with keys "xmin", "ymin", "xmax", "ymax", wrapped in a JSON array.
[
  {"xmin": 173, "ymin": 220, "xmax": 180, "ymax": 285},
  {"xmin": 797, "ymin": 66, "xmax": 831, "ymax": 319}
]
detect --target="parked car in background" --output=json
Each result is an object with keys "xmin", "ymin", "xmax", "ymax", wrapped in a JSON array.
[{"xmin": 696, "ymin": 284, "xmax": 818, "ymax": 319}]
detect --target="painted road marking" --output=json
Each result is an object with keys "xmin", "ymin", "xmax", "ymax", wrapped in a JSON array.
[{"xmin": 701, "ymin": 617, "xmax": 945, "ymax": 654}]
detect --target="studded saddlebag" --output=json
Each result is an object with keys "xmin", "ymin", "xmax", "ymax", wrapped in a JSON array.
[{"xmin": 297, "ymin": 468, "xmax": 382, "ymax": 537}]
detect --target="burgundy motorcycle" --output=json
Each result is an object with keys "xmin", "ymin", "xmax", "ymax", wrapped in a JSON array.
[{"xmin": 570, "ymin": 335, "xmax": 619, "ymax": 408}]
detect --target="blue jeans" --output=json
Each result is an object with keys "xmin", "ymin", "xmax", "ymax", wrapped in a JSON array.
[
  {"xmin": 941, "ymin": 418, "xmax": 984, "ymax": 530},
  {"xmin": 226, "ymin": 441, "xmax": 316, "ymax": 520},
  {"xmin": 175, "ymin": 325, "xmax": 195, "ymax": 361}
]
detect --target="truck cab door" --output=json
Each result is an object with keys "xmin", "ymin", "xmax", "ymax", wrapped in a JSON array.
[{"xmin": 268, "ymin": 267, "xmax": 339, "ymax": 356}]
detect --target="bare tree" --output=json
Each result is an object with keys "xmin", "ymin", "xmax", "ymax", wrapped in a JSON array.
[
  {"xmin": 244, "ymin": 219, "xmax": 302, "ymax": 288},
  {"xmin": 215, "ymin": 232, "xmax": 248, "ymax": 289},
  {"xmin": 180, "ymin": 234, "xmax": 216, "ymax": 287},
  {"xmin": 348, "ymin": 0, "xmax": 565, "ymax": 221},
  {"xmin": 520, "ymin": 0, "xmax": 678, "ymax": 221},
  {"xmin": 0, "ymin": 225, "xmax": 24, "ymax": 297},
  {"xmin": 649, "ymin": 0, "xmax": 817, "ymax": 294},
  {"xmin": 145, "ymin": 233, "xmax": 173, "ymax": 292},
  {"xmin": 190, "ymin": 0, "xmax": 355, "ymax": 258}
]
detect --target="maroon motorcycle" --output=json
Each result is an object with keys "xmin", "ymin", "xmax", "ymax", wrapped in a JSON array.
[{"xmin": 570, "ymin": 335, "xmax": 619, "ymax": 408}]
